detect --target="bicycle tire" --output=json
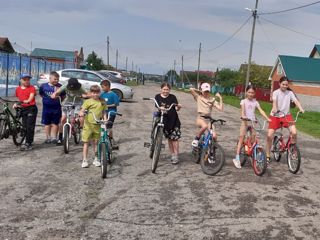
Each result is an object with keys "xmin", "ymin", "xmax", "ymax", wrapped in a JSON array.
[
  {"xmin": 272, "ymin": 135, "xmax": 282, "ymax": 162},
  {"xmin": 192, "ymin": 147, "xmax": 201, "ymax": 164},
  {"xmin": 287, "ymin": 144, "xmax": 301, "ymax": 174},
  {"xmin": 73, "ymin": 121, "xmax": 81, "ymax": 144},
  {"xmin": 151, "ymin": 127, "xmax": 163, "ymax": 173},
  {"xmin": 63, "ymin": 125, "xmax": 70, "ymax": 154},
  {"xmin": 0, "ymin": 115, "xmax": 5, "ymax": 139},
  {"xmin": 106, "ymin": 137, "xmax": 113, "ymax": 164},
  {"xmin": 252, "ymin": 147, "xmax": 267, "ymax": 176},
  {"xmin": 200, "ymin": 141, "xmax": 225, "ymax": 176},
  {"xmin": 12, "ymin": 121, "xmax": 26, "ymax": 146},
  {"xmin": 149, "ymin": 119, "xmax": 158, "ymax": 158},
  {"xmin": 239, "ymin": 145, "xmax": 247, "ymax": 166},
  {"xmin": 101, "ymin": 143, "xmax": 108, "ymax": 178}
]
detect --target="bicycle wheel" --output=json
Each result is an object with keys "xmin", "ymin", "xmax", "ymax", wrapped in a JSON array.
[
  {"xmin": 192, "ymin": 147, "xmax": 201, "ymax": 164},
  {"xmin": 106, "ymin": 137, "xmax": 113, "ymax": 164},
  {"xmin": 272, "ymin": 135, "xmax": 282, "ymax": 162},
  {"xmin": 100, "ymin": 142, "xmax": 108, "ymax": 178},
  {"xmin": 200, "ymin": 141, "xmax": 225, "ymax": 176},
  {"xmin": 239, "ymin": 145, "xmax": 248, "ymax": 166},
  {"xmin": 151, "ymin": 127, "xmax": 163, "ymax": 173},
  {"xmin": 63, "ymin": 125, "xmax": 70, "ymax": 154},
  {"xmin": 287, "ymin": 144, "xmax": 301, "ymax": 174},
  {"xmin": 252, "ymin": 147, "xmax": 267, "ymax": 176},
  {"xmin": 0, "ymin": 114, "xmax": 5, "ymax": 139},
  {"xmin": 73, "ymin": 121, "xmax": 81, "ymax": 144},
  {"xmin": 12, "ymin": 121, "xmax": 26, "ymax": 146}
]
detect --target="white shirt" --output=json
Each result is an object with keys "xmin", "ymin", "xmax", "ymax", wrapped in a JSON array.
[
  {"xmin": 272, "ymin": 89, "xmax": 296, "ymax": 115},
  {"xmin": 240, "ymin": 98, "xmax": 260, "ymax": 120}
]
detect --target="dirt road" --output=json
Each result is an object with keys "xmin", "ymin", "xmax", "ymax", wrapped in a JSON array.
[{"xmin": 1, "ymin": 83, "xmax": 320, "ymax": 239}]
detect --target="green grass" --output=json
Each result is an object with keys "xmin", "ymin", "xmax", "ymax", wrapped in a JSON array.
[
  {"xmin": 221, "ymin": 95, "xmax": 320, "ymax": 138},
  {"xmin": 174, "ymin": 88, "xmax": 320, "ymax": 138}
]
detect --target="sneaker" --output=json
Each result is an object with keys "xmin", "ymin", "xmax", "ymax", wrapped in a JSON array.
[
  {"xmin": 93, "ymin": 157, "xmax": 101, "ymax": 167},
  {"xmin": 56, "ymin": 139, "xmax": 62, "ymax": 146},
  {"xmin": 44, "ymin": 139, "xmax": 51, "ymax": 144},
  {"xmin": 51, "ymin": 139, "xmax": 58, "ymax": 144},
  {"xmin": 82, "ymin": 160, "xmax": 89, "ymax": 168},
  {"xmin": 266, "ymin": 157, "xmax": 271, "ymax": 166},
  {"xmin": 171, "ymin": 155, "xmax": 179, "ymax": 165},
  {"xmin": 191, "ymin": 139, "xmax": 199, "ymax": 147},
  {"xmin": 233, "ymin": 159, "xmax": 241, "ymax": 169},
  {"xmin": 20, "ymin": 143, "xmax": 33, "ymax": 151}
]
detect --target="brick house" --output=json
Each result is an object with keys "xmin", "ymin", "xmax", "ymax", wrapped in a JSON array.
[{"xmin": 269, "ymin": 44, "xmax": 320, "ymax": 111}]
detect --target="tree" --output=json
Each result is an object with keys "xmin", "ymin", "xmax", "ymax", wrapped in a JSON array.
[
  {"xmin": 86, "ymin": 51, "xmax": 105, "ymax": 70},
  {"xmin": 238, "ymin": 63, "xmax": 272, "ymax": 89},
  {"xmin": 215, "ymin": 68, "xmax": 240, "ymax": 88}
]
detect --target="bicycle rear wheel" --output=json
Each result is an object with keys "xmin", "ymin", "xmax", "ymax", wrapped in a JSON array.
[
  {"xmin": 287, "ymin": 144, "xmax": 301, "ymax": 174},
  {"xmin": 252, "ymin": 147, "xmax": 267, "ymax": 176},
  {"xmin": 100, "ymin": 143, "xmax": 108, "ymax": 178},
  {"xmin": 151, "ymin": 127, "xmax": 163, "ymax": 173},
  {"xmin": 73, "ymin": 121, "xmax": 81, "ymax": 144},
  {"xmin": 63, "ymin": 125, "xmax": 70, "ymax": 154},
  {"xmin": 200, "ymin": 141, "xmax": 225, "ymax": 176},
  {"xmin": 12, "ymin": 121, "xmax": 26, "ymax": 146},
  {"xmin": 272, "ymin": 135, "xmax": 282, "ymax": 162}
]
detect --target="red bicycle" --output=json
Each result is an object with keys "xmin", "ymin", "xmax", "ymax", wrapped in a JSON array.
[
  {"xmin": 271, "ymin": 111, "xmax": 302, "ymax": 174},
  {"xmin": 239, "ymin": 118, "xmax": 267, "ymax": 176}
]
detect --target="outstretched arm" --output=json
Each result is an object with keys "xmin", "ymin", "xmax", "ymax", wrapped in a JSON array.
[
  {"xmin": 257, "ymin": 106, "xmax": 271, "ymax": 122},
  {"xmin": 214, "ymin": 92, "xmax": 223, "ymax": 111}
]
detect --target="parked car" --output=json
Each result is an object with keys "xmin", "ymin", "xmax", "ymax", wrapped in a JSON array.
[
  {"xmin": 37, "ymin": 69, "xmax": 134, "ymax": 100},
  {"xmin": 98, "ymin": 71, "xmax": 126, "ymax": 84},
  {"xmin": 102, "ymin": 70, "xmax": 126, "ymax": 80}
]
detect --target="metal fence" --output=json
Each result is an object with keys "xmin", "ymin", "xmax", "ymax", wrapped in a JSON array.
[{"xmin": 0, "ymin": 52, "xmax": 75, "ymax": 97}]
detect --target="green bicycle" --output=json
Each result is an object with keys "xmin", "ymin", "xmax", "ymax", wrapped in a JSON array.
[
  {"xmin": 87, "ymin": 110, "xmax": 121, "ymax": 178},
  {"xmin": 0, "ymin": 97, "xmax": 26, "ymax": 146}
]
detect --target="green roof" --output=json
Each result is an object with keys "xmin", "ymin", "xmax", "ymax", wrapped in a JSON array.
[
  {"xmin": 309, "ymin": 44, "xmax": 320, "ymax": 57},
  {"xmin": 31, "ymin": 48, "xmax": 75, "ymax": 61},
  {"xmin": 279, "ymin": 55, "xmax": 320, "ymax": 83}
]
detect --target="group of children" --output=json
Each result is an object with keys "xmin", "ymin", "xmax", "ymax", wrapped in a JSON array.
[{"xmin": 14, "ymin": 72, "xmax": 119, "ymax": 168}]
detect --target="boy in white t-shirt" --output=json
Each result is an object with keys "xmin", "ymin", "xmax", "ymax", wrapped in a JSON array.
[{"xmin": 233, "ymin": 85, "xmax": 270, "ymax": 169}]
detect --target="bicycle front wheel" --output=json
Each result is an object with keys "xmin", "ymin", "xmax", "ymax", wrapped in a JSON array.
[
  {"xmin": 73, "ymin": 121, "xmax": 81, "ymax": 144},
  {"xmin": 272, "ymin": 135, "xmax": 282, "ymax": 162},
  {"xmin": 252, "ymin": 147, "xmax": 267, "ymax": 176},
  {"xmin": 239, "ymin": 144, "xmax": 248, "ymax": 166},
  {"xmin": 151, "ymin": 127, "xmax": 163, "ymax": 173},
  {"xmin": 100, "ymin": 143, "xmax": 108, "ymax": 178},
  {"xmin": 287, "ymin": 144, "xmax": 301, "ymax": 174},
  {"xmin": 106, "ymin": 137, "xmax": 113, "ymax": 164},
  {"xmin": 12, "ymin": 121, "xmax": 26, "ymax": 146},
  {"xmin": 63, "ymin": 125, "xmax": 70, "ymax": 154},
  {"xmin": 200, "ymin": 141, "xmax": 225, "ymax": 176},
  {"xmin": 0, "ymin": 115, "xmax": 6, "ymax": 139}
]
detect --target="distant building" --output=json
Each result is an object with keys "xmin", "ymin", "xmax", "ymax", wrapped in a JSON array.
[
  {"xmin": 0, "ymin": 37, "xmax": 15, "ymax": 53},
  {"xmin": 30, "ymin": 47, "xmax": 84, "ymax": 68},
  {"xmin": 269, "ymin": 44, "xmax": 320, "ymax": 111}
]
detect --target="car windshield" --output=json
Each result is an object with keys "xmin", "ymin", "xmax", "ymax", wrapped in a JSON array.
[{"xmin": 99, "ymin": 72, "xmax": 119, "ymax": 82}]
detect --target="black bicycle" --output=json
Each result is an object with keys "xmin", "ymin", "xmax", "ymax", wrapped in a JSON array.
[
  {"xmin": 0, "ymin": 97, "xmax": 26, "ymax": 146},
  {"xmin": 143, "ymin": 97, "xmax": 176, "ymax": 173}
]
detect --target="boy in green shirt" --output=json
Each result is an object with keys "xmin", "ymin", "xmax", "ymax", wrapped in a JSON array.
[{"xmin": 79, "ymin": 85, "xmax": 107, "ymax": 168}]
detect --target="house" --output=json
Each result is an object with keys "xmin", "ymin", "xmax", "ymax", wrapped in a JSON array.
[
  {"xmin": 269, "ymin": 44, "xmax": 320, "ymax": 111},
  {"xmin": 30, "ymin": 47, "xmax": 84, "ymax": 68},
  {"xmin": 0, "ymin": 37, "xmax": 15, "ymax": 53}
]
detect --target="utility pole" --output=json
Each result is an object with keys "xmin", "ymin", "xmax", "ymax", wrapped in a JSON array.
[
  {"xmin": 107, "ymin": 36, "xmax": 110, "ymax": 66},
  {"xmin": 131, "ymin": 61, "xmax": 134, "ymax": 72},
  {"xmin": 172, "ymin": 60, "xmax": 176, "ymax": 87},
  {"xmin": 125, "ymin": 57, "xmax": 128, "ymax": 72},
  {"xmin": 196, "ymin": 42, "xmax": 201, "ymax": 88},
  {"xmin": 181, "ymin": 55, "xmax": 184, "ymax": 87},
  {"xmin": 115, "ymin": 49, "xmax": 118, "ymax": 70},
  {"xmin": 245, "ymin": 0, "xmax": 259, "ymax": 90}
]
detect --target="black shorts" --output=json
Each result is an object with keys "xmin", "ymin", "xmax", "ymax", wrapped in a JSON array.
[{"xmin": 107, "ymin": 115, "xmax": 116, "ymax": 129}]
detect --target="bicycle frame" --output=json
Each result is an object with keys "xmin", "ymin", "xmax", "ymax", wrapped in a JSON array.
[
  {"xmin": 62, "ymin": 97, "xmax": 78, "ymax": 139},
  {"xmin": 242, "ymin": 119, "xmax": 266, "ymax": 156}
]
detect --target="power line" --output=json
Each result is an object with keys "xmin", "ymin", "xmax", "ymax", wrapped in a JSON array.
[
  {"xmin": 259, "ymin": 1, "xmax": 320, "ymax": 15},
  {"xmin": 260, "ymin": 16, "xmax": 320, "ymax": 41},
  {"xmin": 206, "ymin": 15, "xmax": 252, "ymax": 52},
  {"xmin": 256, "ymin": 18, "xmax": 279, "ymax": 54}
]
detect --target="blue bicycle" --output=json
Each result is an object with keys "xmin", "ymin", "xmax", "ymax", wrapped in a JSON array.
[{"xmin": 192, "ymin": 116, "xmax": 226, "ymax": 175}]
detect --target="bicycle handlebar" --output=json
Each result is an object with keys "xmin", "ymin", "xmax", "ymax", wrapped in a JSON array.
[
  {"xmin": 273, "ymin": 110, "xmax": 302, "ymax": 123},
  {"xmin": 85, "ymin": 110, "xmax": 121, "ymax": 124},
  {"xmin": 143, "ymin": 97, "xmax": 177, "ymax": 111},
  {"xmin": 201, "ymin": 115, "xmax": 226, "ymax": 125},
  {"xmin": 0, "ymin": 97, "xmax": 22, "ymax": 104},
  {"xmin": 241, "ymin": 117, "xmax": 266, "ymax": 131}
]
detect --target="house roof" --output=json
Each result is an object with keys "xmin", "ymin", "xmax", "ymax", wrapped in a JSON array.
[
  {"xmin": 278, "ymin": 55, "xmax": 320, "ymax": 83},
  {"xmin": 309, "ymin": 44, "xmax": 320, "ymax": 58},
  {"xmin": 0, "ymin": 37, "xmax": 15, "ymax": 53},
  {"xmin": 31, "ymin": 48, "xmax": 75, "ymax": 61}
]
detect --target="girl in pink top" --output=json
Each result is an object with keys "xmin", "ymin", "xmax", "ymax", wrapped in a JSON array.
[{"xmin": 233, "ymin": 85, "xmax": 270, "ymax": 169}]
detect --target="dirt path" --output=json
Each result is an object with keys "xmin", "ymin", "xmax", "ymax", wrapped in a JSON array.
[{"xmin": 1, "ymin": 83, "xmax": 320, "ymax": 239}]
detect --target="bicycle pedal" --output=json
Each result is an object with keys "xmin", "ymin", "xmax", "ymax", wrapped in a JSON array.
[{"xmin": 144, "ymin": 142, "xmax": 151, "ymax": 148}]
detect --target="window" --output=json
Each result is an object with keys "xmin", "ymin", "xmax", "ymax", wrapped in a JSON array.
[
  {"xmin": 82, "ymin": 72, "xmax": 102, "ymax": 83},
  {"xmin": 61, "ymin": 71, "xmax": 83, "ymax": 79},
  {"xmin": 277, "ymin": 63, "xmax": 283, "ymax": 75}
]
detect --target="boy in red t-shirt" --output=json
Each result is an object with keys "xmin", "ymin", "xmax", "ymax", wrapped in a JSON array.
[{"xmin": 14, "ymin": 73, "xmax": 38, "ymax": 150}]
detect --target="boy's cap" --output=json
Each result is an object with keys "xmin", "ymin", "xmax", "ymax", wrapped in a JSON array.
[
  {"xmin": 201, "ymin": 83, "xmax": 211, "ymax": 92},
  {"xmin": 67, "ymin": 78, "xmax": 81, "ymax": 90},
  {"xmin": 20, "ymin": 73, "xmax": 32, "ymax": 79}
]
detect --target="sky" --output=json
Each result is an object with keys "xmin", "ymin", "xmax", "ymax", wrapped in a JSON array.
[{"xmin": 1, "ymin": 0, "xmax": 320, "ymax": 74}]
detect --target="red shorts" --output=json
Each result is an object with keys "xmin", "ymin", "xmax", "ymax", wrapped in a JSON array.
[{"xmin": 268, "ymin": 114, "xmax": 294, "ymax": 130}]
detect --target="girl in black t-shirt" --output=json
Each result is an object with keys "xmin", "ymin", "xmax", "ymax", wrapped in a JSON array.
[{"xmin": 154, "ymin": 83, "xmax": 182, "ymax": 164}]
